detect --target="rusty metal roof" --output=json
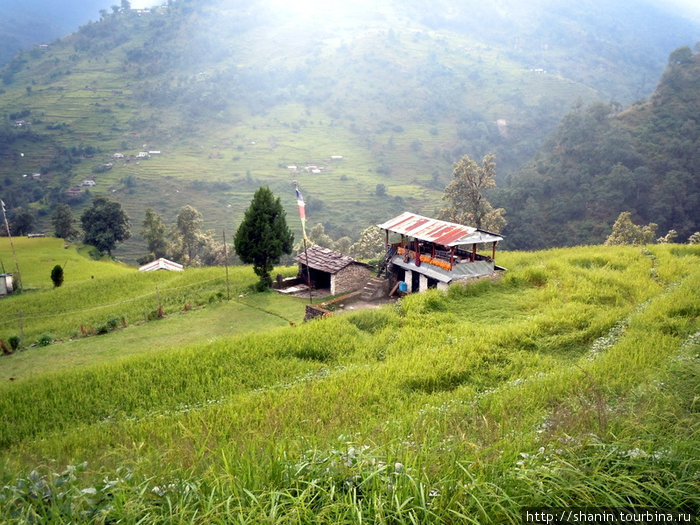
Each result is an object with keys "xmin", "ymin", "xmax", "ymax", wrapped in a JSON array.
[
  {"xmin": 295, "ymin": 245, "xmax": 367, "ymax": 274},
  {"xmin": 377, "ymin": 212, "xmax": 503, "ymax": 246}
]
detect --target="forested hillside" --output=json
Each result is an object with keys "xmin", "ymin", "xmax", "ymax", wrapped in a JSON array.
[
  {"xmin": 499, "ymin": 46, "xmax": 699, "ymax": 249},
  {"xmin": 0, "ymin": 0, "xmax": 697, "ymax": 260}
]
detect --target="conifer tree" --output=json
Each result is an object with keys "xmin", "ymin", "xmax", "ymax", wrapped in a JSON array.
[{"xmin": 234, "ymin": 187, "xmax": 293, "ymax": 289}]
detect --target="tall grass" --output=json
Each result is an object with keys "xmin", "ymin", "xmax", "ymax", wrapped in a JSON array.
[{"xmin": 0, "ymin": 244, "xmax": 697, "ymax": 522}]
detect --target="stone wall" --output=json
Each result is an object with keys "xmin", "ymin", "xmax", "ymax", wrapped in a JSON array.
[{"xmin": 332, "ymin": 264, "xmax": 372, "ymax": 295}]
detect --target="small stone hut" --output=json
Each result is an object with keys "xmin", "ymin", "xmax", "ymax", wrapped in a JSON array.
[{"xmin": 295, "ymin": 245, "xmax": 372, "ymax": 295}]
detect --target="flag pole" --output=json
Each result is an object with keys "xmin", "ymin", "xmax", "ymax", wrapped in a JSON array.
[
  {"xmin": 1, "ymin": 200, "xmax": 21, "ymax": 292},
  {"xmin": 295, "ymin": 183, "xmax": 313, "ymax": 304}
]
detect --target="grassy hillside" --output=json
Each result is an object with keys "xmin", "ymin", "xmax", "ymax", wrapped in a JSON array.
[
  {"xmin": 2, "ymin": 0, "xmax": 696, "ymax": 261},
  {"xmin": 0, "ymin": 236, "xmax": 302, "ymax": 348},
  {"xmin": 0, "ymin": 242, "xmax": 697, "ymax": 522}
]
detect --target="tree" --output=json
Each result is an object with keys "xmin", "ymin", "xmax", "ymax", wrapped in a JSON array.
[
  {"xmin": 604, "ymin": 212, "xmax": 657, "ymax": 245},
  {"xmin": 656, "ymin": 229, "xmax": 678, "ymax": 244},
  {"xmin": 234, "ymin": 187, "xmax": 293, "ymax": 289},
  {"xmin": 50, "ymin": 265, "xmax": 64, "ymax": 288},
  {"xmin": 349, "ymin": 226, "xmax": 385, "ymax": 260},
  {"xmin": 81, "ymin": 197, "xmax": 130, "ymax": 255},
  {"xmin": 174, "ymin": 205, "xmax": 203, "ymax": 263},
  {"xmin": 52, "ymin": 204, "xmax": 79, "ymax": 240},
  {"xmin": 141, "ymin": 208, "xmax": 168, "ymax": 259},
  {"xmin": 439, "ymin": 154, "xmax": 506, "ymax": 232},
  {"xmin": 9, "ymin": 207, "xmax": 35, "ymax": 236}
]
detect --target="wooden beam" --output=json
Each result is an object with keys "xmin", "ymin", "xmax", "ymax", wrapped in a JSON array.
[
  {"xmin": 492, "ymin": 241, "xmax": 497, "ymax": 261},
  {"xmin": 471, "ymin": 244, "xmax": 476, "ymax": 262},
  {"xmin": 415, "ymin": 238, "xmax": 421, "ymax": 266},
  {"xmin": 450, "ymin": 246, "xmax": 455, "ymax": 270}
]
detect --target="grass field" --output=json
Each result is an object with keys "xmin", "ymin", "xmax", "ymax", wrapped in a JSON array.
[{"xmin": 0, "ymin": 240, "xmax": 697, "ymax": 522}]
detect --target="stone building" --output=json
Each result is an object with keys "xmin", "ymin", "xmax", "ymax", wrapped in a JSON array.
[{"xmin": 295, "ymin": 245, "xmax": 372, "ymax": 295}]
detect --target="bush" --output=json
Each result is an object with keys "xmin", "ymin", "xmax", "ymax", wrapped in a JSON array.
[
  {"xmin": 8, "ymin": 335, "xmax": 20, "ymax": 351},
  {"xmin": 50, "ymin": 264, "xmax": 64, "ymax": 287},
  {"xmin": 37, "ymin": 333, "xmax": 53, "ymax": 347}
]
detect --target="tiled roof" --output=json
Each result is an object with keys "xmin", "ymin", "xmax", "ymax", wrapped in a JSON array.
[{"xmin": 294, "ymin": 245, "xmax": 363, "ymax": 274}]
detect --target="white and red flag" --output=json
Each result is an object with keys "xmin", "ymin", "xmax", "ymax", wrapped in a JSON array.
[{"xmin": 295, "ymin": 187, "xmax": 308, "ymax": 240}]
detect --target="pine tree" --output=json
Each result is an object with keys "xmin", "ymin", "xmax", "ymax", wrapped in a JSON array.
[{"xmin": 234, "ymin": 187, "xmax": 293, "ymax": 289}]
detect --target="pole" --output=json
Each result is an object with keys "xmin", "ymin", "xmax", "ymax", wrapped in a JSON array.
[
  {"xmin": 303, "ymin": 235, "xmax": 313, "ymax": 304},
  {"xmin": 222, "ymin": 229, "xmax": 231, "ymax": 300},
  {"xmin": 18, "ymin": 310, "xmax": 24, "ymax": 349},
  {"xmin": 1, "ymin": 200, "xmax": 21, "ymax": 291}
]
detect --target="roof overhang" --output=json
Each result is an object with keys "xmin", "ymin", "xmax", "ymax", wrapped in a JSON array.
[{"xmin": 377, "ymin": 211, "xmax": 503, "ymax": 246}]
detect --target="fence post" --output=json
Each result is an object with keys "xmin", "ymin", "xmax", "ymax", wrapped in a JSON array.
[{"xmin": 18, "ymin": 310, "xmax": 24, "ymax": 349}]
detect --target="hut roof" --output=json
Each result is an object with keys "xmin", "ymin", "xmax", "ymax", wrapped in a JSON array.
[
  {"xmin": 294, "ymin": 245, "xmax": 366, "ymax": 274},
  {"xmin": 377, "ymin": 211, "xmax": 503, "ymax": 246},
  {"xmin": 138, "ymin": 258, "xmax": 184, "ymax": 272}
]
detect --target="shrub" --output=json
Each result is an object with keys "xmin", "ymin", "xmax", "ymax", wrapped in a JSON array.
[
  {"xmin": 0, "ymin": 340, "xmax": 10, "ymax": 355},
  {"xmin": 8, "ymin": 335, "xmax": 20, "ymax": 351},
  {"xmin": 37, "ymin": 333, "xmax": 53, "ymax": 347},
  {"xmin": 50, "ymin": 264, "xmax": 64, "ymax": 287}
]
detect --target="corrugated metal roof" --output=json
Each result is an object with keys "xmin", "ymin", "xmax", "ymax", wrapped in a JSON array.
[
  {"xmin": 377, "ymin": 212, "xmax": 503, "ymax": 246},
  {"xmin": 295, "ymin": 245, "xmax": 366, "ymax": 274}
]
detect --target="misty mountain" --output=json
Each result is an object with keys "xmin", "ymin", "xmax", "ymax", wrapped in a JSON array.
[
  {"xmin": 0, "ymin": 0, "xmax": 114, "ymax": 65},
  {"xmin": 498, "ymin": 46, "xmax": 700, "ymax": 249},
  {"xmin": 0, "ymin": 0, "xmax": 697, "ymax": 260}
]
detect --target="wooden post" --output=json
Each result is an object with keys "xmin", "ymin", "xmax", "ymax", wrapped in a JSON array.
[
  {"xmin": 385, "ymin": 229, "xmax": 389, "ymax": 250},
  {"xmin": 450, "ymin": 246, "xmax": 455, "ymax": 270},
  {"xmin": 471, "ymin": 244, "xmax": 476, "ymax": 262},
  {"xmin": 18, "ymin": 310, "xmax": 24, "ymax": 349},
  {"xmin": 492, "ymin": 241, "xmax": 497, "ymax": 262},
  {"xmin": 414, "ymin": 238, "xmax": 421, "ymax": 266}
]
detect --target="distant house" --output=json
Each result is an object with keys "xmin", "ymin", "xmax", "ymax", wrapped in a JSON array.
[
  {"xmin": 295, "ymin": 246, "xmax": 372, "ymax": 296},
  {"xmin": 148, "ymin": 150, "xmax": 161, "ymax": 155},
  {"xmin": 137, "ymin": 152, "xmax": 150, "ymax": 159},
  {"xmin": 65, "ymin": 187, "xmax": 83, "ymax": 197},
  {"xmin": 330, "ymin": 155, "xmax": 344, "ymax": 160},
  {"xmin": 138, "ymin": 258, "xmax": 184, "ymax": 272},
  {"xmin": 113, "ymin": 153, "xmax": 125, "ymax": 159},
  {"xmin": 0, "ymin": 274, "xmax": 14, "ymax": 297},
  {"xmin": 81, "ymin": 180, "xmax": 96, "ymax": 187}
]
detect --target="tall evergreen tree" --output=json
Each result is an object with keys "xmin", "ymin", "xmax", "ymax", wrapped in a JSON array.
[
  {"xmin": 81, "ymin": 197, "xmax": 130, "ymax": 256},
  {"xmin": 234, "ymin": 187, "xmax": 293, "ymax": 289}
]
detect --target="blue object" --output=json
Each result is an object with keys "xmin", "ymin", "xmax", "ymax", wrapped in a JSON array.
[{"xmin": 398, "ymin": 281, "xmax": 407, "ymax": 292}]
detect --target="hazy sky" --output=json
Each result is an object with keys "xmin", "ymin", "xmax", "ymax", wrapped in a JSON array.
[{"xmin": 128, "ymin": 0, "xmax": 700, "ymax": 23}]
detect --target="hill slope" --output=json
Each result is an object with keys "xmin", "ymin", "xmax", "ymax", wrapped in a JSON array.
[
  {"xmin": 0, "ymin": 243, "xmax": 698, "ymax": 522},
  {"xmin": 500, "ymin": 47, "xmax": 700, "ymax": 248},
  {"xmin": 0, "ymin": 0, "xmax": 697, "ymax": 261}
]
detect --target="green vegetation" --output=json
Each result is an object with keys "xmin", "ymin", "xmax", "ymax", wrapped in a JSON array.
[
  {"xmin": 0, "ymin": 241, "xmax": 697, "ymax": 522},
  {"xmin": 5, "ymin": 0, "xmax": 693, "ymax": 261},
  {"xmin": 235, "ymin": 187, "xmax": 294, "ymax": 289},
  {"xmin": 501, "ymin": 48, "xmax": 700, "ymax": 248}
]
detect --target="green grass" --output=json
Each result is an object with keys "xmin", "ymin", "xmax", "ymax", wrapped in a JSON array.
[{"xmin": 0, "ymin": 243, "xmax": 697, "ymax": 522}]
